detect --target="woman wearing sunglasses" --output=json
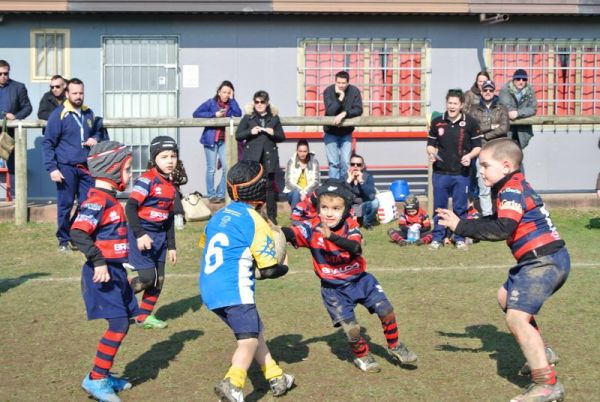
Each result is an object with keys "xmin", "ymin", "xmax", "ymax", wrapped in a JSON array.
[
  {"xmin": 236, "ymin": 90, "xmax": 286, "ymax": 224},
  {"xmin": 499, "ymin": 69, "xmax": 538, "ymax": 150}
]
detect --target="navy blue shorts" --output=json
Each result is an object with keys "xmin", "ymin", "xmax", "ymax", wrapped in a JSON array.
[
  {"xmin": 213, "ymin": 304, "xmax": 264, "ymax": 340},
  {"xmin": 321, "ymin": 272, "xmax": 392, "ymax": 326},
  {"xmin": 127, "ymin": 229, "xmax": 167, "ymax": 270},
  {"xmin": 81, "ymin": 262, "xmax": 139, "ymax": 320},
  {"xmin": 503, "ymin": 247, "xmax": 570, "ymax": 315}
]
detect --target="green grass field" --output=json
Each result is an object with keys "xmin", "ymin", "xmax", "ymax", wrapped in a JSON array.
[{"xmin": 1, "ymin": 209, "xmax": 600, "ymax": 401}]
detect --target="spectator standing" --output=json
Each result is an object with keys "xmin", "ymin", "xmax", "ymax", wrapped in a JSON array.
[
  {"xmin": 323, "ymin": 71, "xmax": 363, "ymax": 179},
  {"xmin": 0, "ymin": 59, "xmax": 33, "ymax": 187},
  {"xmin": 236, "ymin": 90, "xmax": 285, "ymax": 224},
  {"xmin": 283, "ymin": 139, "xmax": 320, "ymax": 211},
  {"xmin": 426, "ymin": 89, "xmax": 482, "ymax": 250},
  {"xmin": 42, "ymin": 78, "xmax": 100, "ymax": 253},
  {"xmin": 463, "ymin": 70, "xmax": 490, "ymax": 115},
  {"xmin": 468, "ymin": 80, "xmax": 509, "ymax": 216},
  {"xmin": 499, "ymin": 69, "xmax": 538, "ymax": 149},
  {"xmin": 38, "ymin": 75, "xmax": 67, "ymax": 121},
  {"xmin": 192, "ymin": 80, "xmax": 242, "ymax": 203},
  {"xmin": 346, "ymin": 153, "xmax": 379, "ymax": 230}
]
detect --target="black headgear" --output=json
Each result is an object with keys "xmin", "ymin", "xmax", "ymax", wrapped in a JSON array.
[
  {"xmin": 227, "ymin": 161, "xmax": 266, "ymax": 203},
  {"xmin": 150, "ymin": 135, "xmax": 178, "ymax": 162},
  {"xmin": 315, "ymin": 179, "xmax": 355, "ymax": 218},
  {"xmin": 404, "ymin": 194, "xmax": 419, "ymax": 211},
  {"xmin": 87, "ymin": 141, "xmax": 132, "ymax": 191}
]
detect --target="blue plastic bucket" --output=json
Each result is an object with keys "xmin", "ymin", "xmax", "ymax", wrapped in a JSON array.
[{"xmin": 390, "ymin": 180, "xmax": 410, "ymax": 202}]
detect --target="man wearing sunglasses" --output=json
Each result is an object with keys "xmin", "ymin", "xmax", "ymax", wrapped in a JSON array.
[
  {"xmin": 346, "ymin": 153, "xmax": 378, "ymax": 230},
  {"xmin": 0, "ymin": 59, "xmax": 32, "ymax": 195},
  {"xmin": 467, "ymin": 80, "xmax": 509, "ymax": 216},
  {"xmin": 499, "ymin": 69, "xmax": 538, "ymax": 149},
  {"xmin": 38, "ymin": 75, "xmax": 67, "ymax": 122}
]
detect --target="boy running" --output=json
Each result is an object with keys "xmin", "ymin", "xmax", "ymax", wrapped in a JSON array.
[
  {"xmin": 437, "ymin": 138, "xmax": 569, "ymax": 402},
  {"xmin": 282, "ymin": 179, "xmax": 417, "ymax": 372},
  {"xmin": 71, "ymin": 141, "xmax": 137, "ymax": 402}
]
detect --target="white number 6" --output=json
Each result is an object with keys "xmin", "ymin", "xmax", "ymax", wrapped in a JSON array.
[{"xmin": 204, "ymin": 233, "xmax": 229, "ymax": 274}]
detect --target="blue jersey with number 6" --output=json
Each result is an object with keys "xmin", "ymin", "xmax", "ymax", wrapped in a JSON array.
[{"xmin": 199, "ymin": 201, "xmax": 279, "ymax": 310}]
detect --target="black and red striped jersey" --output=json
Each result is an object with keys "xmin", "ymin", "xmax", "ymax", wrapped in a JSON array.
[
  {"xmin": 290, "ymin": 216, "xmax": 366, "ymax": 286},
  {"xmin": 72, "ymin": 188, "xmax": 129, "ymax": 262},
  {"xmin": 496, "ymin": 172, "xmax": 564, "ymax": 261},
  {"xmin": 398, "ymin": 207, "xmax": 431, "ymax": 230},
  {"xmin": 129, "ymin": 168, "xmax": 176, "ymax": 230}
]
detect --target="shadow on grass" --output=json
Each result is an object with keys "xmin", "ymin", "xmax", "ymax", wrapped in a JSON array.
[
  {"xmin": 266, "ymin": 327, "xmax": 417, "ymax": 371},
  {"xmin": 586, "ymin": 217, "xmax": 600, "ymax": 229},
  {"xmin": 123, "ymin": 329, "xmax": 203, "ymax": 386},
  {"xmin": 0, "ymin": 272, "xmax": 50, "ymax": 295},
  {"xmin": 436, "ymin": 324, "xmax": 529, "ymax": 387},
  {"xmin": 154, "ymin": 295, "xmax": 203, "ymax": 321}
]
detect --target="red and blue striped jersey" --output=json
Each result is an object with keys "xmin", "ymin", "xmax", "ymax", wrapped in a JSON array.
[
  {"xmin": 72, "ymin": 188, "xmax": 129, "ymax": 262},
  {"xmin": 496, "ymin": 172, "xmax": 563, "ymax": 260},
  {"xmin": 129, "ymin": 168, "xmax": 176, "ymax": 230},
  {"xmin": 290, "ymin": 216, "xmax": 366, "ymax": 286},
  {"xmin": 398, "ymin": 207, "xmax": 431, "ymax": 229}
]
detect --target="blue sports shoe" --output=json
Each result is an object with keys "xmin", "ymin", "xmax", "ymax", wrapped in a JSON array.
[
  {"xmin": 107, "ymin": 374, "xmax": 132, "ymax": 392},
  {"xmin": 81, "ymin": 375, "xmax": 121, "ymax": 402}
]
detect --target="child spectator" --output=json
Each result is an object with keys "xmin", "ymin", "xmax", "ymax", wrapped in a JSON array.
[
  {"xmin": 125, "ymin": 136, "xmax": 178, "ymax": 329},
  {"xmin": 282, "ymin": 179, "xmax": 417, "ymax": 372},
  {"xmin": 200, "ymin": 160, "xmax": 294, "ymax": 402},
  {"xmin": 387, "ymin": 194, "xmax": 432, "ymax": 246},
  {"xmin": 70, "ymin": 141, "xmax": 137, "ymax": 402},
  {"xmin": 437, "ymin": 138, "xmax": 569, "ymax": 402}
]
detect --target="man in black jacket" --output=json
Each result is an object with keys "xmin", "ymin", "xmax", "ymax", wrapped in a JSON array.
[
  {"xmin": 38, "ymin": 75, "xmax": 66, "ymax": 121},
  {"xmin": 0, "ymin": 59, "xmax": 32, "ymax": 191},
  {"xmin": 323, "ymin": 71, "xmax": 363, "ymax": 180}
]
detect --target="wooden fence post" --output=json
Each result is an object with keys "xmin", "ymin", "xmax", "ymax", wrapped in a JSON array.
[
  {"xmin": 225, "ymin": 118, "xmax": 236, "ymax": 203},
  {"xmin": 15, "ymin": 124, "xmax": 27, "ymax": 225}
]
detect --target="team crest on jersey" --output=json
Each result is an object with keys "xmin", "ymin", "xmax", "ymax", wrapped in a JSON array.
[
  {"xmin": 438, "ymin": 128, "xmax": 445, "ymax": 136},
  {"xmin": 155, "ymin": 186, "xmax": 162, "ymax": 195},
  {"xmin": 86, "ymin": 119, "xmax": 92, "ymax": 128},
  {"xmin": 459, "ymin": 121, "xmax": 466, "ymax": 127},
  {"xmin": 499, "ymin": 199, "xmax": 523, "ymax": 214}
]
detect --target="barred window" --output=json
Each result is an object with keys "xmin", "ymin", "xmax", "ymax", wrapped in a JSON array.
[
  {"xmin": 488, "ymin": 39, "xmax": 600, "ymax": 116},
  {"xmin": 30, "ymin": 29, "xmax": 70, "ymax": 81},
  {"xmin": 299, "ymin": 38, "xmax": 428, "ymax": 118}
]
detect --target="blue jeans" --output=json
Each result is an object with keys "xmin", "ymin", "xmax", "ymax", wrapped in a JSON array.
[
  {"xmin": 475, "ymin": 158, "xmax": 493, "ymax": 216},
  {"xmin": 286, "ymin": 190, "xmax": 302, "ymax": 211},
  {"xmin": 432, "ymin": 172, "xmax": 470, "ymax": 243},
  {"xmin": 204, "ymin": 141, "xmax": 226, "ymax": 199},
  {"xmin": 324, "ymin": 132, "xmax": 352, "ymax": 179},
  {"xmin": 358, "ymin": 198, "xmax": 380, "ymax": 227}
]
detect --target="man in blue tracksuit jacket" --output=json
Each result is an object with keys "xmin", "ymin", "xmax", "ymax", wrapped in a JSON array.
[{"xmin": 42, "ymin": 78, "xmax": 100, "ymax": 252}]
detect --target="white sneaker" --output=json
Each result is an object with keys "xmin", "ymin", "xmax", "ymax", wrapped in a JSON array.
[
  {"xmin": 353, "ymin": 354, "xmax": 381, "ymax": 373},
  {"xmin": 214, "ymin": 378, "xmax": 244, "ymax": 402},
  {"xmin": 269, "ymin": 373, "xmax": 294, "ymax": 397},
  {"xmin": 455, "ymin": 241, "xmax": 468, "ymax": 250},
  {"xmin": 428, "ymin": 241, "xmax": 442, "ymax": 250}
]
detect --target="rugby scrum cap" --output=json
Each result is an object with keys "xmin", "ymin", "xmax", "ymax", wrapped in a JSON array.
[
  {"xmin": 227, "ymin": 160, "xmax": 266, "ymax": 202},
  {"xmin": 150, "ymin": 135, "xmax": 178, "ymax": 161},
  {"xmin": 315, "ymin": 179, "xmax": 355, "ymax": 214},
  {"xmin": 404, "ymin": 194, "xmax": 419, "ymax": 211},
  {"xmin": 87, "ymin": 141, "xmax": 132, "ymax": 191}
]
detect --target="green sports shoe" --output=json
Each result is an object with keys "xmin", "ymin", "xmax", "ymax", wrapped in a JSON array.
[{"xmin": 138, "ymin": 315, "xmax": 167, "ymax": 329}]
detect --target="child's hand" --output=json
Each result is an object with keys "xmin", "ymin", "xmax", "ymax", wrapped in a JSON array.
[
  {"xmin": 93, "ymin": 265, "xmax": 110, "ymax": 283},
  {"xmin": 168, "ymin": 249, "xmax": 177, "ymax": 265},
  {"xmin": 317, "ymin": 220, "xmax": 331, "ymax": 239},
  {"xmin": 137, "ymin": 234, "xmax": 153, "ymax": 251},
  {"xmin": 436, "ymin": 208, "xmax": 460, "ymax": 231}
]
